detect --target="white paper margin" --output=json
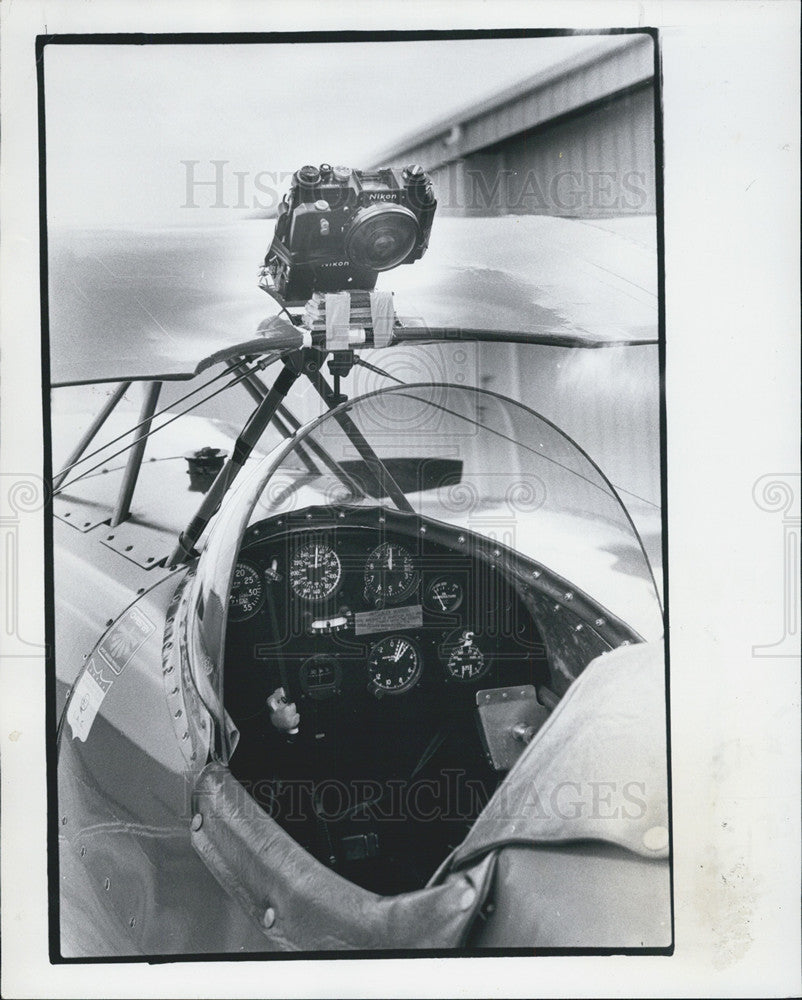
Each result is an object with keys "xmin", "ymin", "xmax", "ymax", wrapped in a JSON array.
[{"xmin": 1, "ymin": 1, "xmax": 799, "ymax": 997}]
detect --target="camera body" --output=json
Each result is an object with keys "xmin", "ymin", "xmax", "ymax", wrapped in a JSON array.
[{"xmin": 262, "ymin": 163, "xmax": 437, "ymax": 304}]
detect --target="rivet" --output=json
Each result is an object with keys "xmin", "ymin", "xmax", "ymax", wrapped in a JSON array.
[
  {"xmin": 532, "ymin": 569, "xmax": 541, "ymax": 578},
  {"xmin": 190, "ymin": 813, "xmax": 203, "ymax": 831},
  {"xmin": 306, "ymin": 512, "xmax": 313, "ymax": 519},
  {"xmin": 171, "ymin": 686, "xmax": 179, "ymax": 695},
  {"xmin": 378, "ymin": 516, "xmax": 386, "ymax": 523},
  {"xmin": 621, "ymin": 640, "xmax": 631, "ymax": 647},
  {"xmin": 575, "ymin": 624, "xmax": 583, "ymax": 632},
  {"xmin": 338, "ymin": 511, "xmax": 346, "ymax": 519},
  {"xmin": 552, "ymin": 604, "xmax": 560, "ymax": 612},
  {"xmin": 457, "ymin": 535, "xmax": 466, "ymax": 544},
  {"xmin": 174, "ymin": 708, "xmax": 182, "ymax": 718},
  {"xmin": 61, "ymin": 815, "xmax": 67, "ymax": 825},
  {"xmin": 105, "ymin": 619, "xmax": 113, "ymax": 627},
  {"xmin": 493, "ymin": 549, "xmax": 500, "ymax": 557},
  {"xmin": 104, "ymin": 877, "xmax": 111, "ymax": 891},
  {"xmin": 262, "ymin": 906, "xmax": 276, "ymax": 928},
  {"xmin": 163, "ymin": 664, "xmax": 174, "ymax": 674},
  {"xmin": 595, "ymin": 618, "xmax": 605, "ymax": 627},
  {"xmin": 420, "ymin": 525, "xmax": 427, "ymax": 534},
  {"xmin": 182, "ymin": 731, "xmax": 189, "ymax": 741}
]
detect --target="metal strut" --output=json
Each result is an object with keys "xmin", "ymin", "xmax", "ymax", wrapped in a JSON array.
[
  {"xmin": 305, "ymin": 359, "xmax": 415, "ymax": 515},
  {"xmin": 53, "ymin": 380, "xmax": 132, "ymax": 490},
  {"xmin": 169, "ymin": 356, "xmax": 303, "ymax": 566},
  {"xmin": 110, "ymin": 381, "xmax": 162, "ymax": 527}
]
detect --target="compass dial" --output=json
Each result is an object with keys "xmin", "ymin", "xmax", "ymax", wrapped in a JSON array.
[
  {"xmin": 364, "ymin": 542, "xmax": 418, "ymax": 604},
  {"xmin": 289, "ymin": 540, "xmax": 342, "ymax": 602},
  {"xmin": 367, "ymin": 635, "xmax": 422, "ymax": 694},
  {"xmin": 228, "ymin": 560, "xmax": 265, "ymax": 622},
  {"xmin": 444, "ymin": 631, "xmax": 491, "ymax": 682}
]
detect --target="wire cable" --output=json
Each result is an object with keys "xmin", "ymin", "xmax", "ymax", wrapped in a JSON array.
[
  {"xmin": 353, "ymin": 356, "xmax": 406, "ymax": 385},
  {"xmin": 52, "ymin": 361, "xmax": 250, "ymax": 482},
  {"xmin": 53, "ymin": 364, "xmax": 259, "ymax": 496}
]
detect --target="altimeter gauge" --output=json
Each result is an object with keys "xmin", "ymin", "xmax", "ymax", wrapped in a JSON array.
[{"xmin": 364, "ymin": 542, "xmax": 418, "ymax": 604}]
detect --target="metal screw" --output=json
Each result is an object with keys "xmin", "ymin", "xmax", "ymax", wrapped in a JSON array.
[
  {"xmin": 262, "ymin": 907, "xmax": 276, "ymax": 929},
  {"xmin": 103, "ymin": 877, "xmax": 111, "ymax": 891},
  {"xmin": 595, "ymin": 618, "xmax": 605, "ymax": 627},
  {"xmin": 458, "ymin": 535, "xmax": 466, "ymax": 544},
  {"xmin": 129, "ymin": 916, "xmax": 136, "ymax": 928},
  {"xmin": 79, "ymin": 845, "xmax": 86, "ymax": 857},
  {"xmin": 190, "ymin": 813, "xmax": 203, "ymax": 831}
]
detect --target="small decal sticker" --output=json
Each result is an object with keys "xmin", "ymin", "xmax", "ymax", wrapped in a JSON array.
[
  {"xmin": 97, "ymin": 606, "xmax": 155, "ymax": 675},
  {"xmin": 67, "ymin": 657, "xmax": 111, "ymax": 742}
]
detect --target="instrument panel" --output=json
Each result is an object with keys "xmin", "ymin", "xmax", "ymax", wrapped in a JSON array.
[{"xmin": 223, "ymin": 507, "xmax": 550, "ymax": 723}]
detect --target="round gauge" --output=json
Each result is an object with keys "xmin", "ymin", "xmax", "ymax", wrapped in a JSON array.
[
  {"xmin": 444, "ymin": 631, "xmax": 491, "ymax": 682},
  {"xmin": 364, "ymin": 542, "xmax": 418, "ymax": 605},
  {"xmin": 289, "ymin": 540, "xmax": 342, "ymax": 602},
  {"xmin": 425, "ymin": 576, "xmax": 464, "ymax": 614},
  {"xmin": 228, "ymin": 559, "xmax": 265, "ymax": 622},
  {"xmin": 299, "ymin": 655, "xmax": 342, "ymax": 700},
  {"xmin": 367, "ymin": 635, "xmax": 422, "ymax": 695}
]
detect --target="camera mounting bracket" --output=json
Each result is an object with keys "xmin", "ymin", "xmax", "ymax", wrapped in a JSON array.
[{"xmin": 299, "ymin": 288, "xmax": 398, "ymax": 352}]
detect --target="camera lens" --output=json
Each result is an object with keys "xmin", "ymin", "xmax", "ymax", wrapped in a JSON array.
[{"xmin": 345, "ymin": 204, "xmax": 419, "ymax": 271}]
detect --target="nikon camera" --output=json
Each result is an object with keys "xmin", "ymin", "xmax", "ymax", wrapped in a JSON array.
[{"xmin": 261, "ymin": 163, "xmax": 437, "ymax": 304}]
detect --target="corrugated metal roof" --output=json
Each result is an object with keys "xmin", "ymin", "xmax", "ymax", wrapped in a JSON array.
[{"xmin": 368, "ymin": 34, "xmax": 654, "ymax": 170}]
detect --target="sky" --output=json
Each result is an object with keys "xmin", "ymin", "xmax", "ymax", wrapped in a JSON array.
[{"xmin": 43, "ymin": 35, "xmax": 619, "ymax": 228}]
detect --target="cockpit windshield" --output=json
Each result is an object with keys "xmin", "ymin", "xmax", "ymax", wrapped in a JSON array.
[{"xmin": 188, "ymin": 383, "xmax": 663, "ymax": 746}]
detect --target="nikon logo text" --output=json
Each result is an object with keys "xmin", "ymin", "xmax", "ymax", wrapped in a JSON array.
[{"xmin": 365, "ymin": 193, "xmax": 400, "ymax": 202}]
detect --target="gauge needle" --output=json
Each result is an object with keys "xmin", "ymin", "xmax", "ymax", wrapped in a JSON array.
[
  {"xmin": 394, "ymin": 640, "xmax": 408, "ymax": 662},
  {"xmin": 314, "ymin": 545, "xmax": 319, "ymax": 569},
  {"xmin": 436, "ymin": 592, "xmax": 447, "ymax": 610},
  {"xmin": 388, "ymin": 546, "xmax": 393, "ymax": 572}
]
